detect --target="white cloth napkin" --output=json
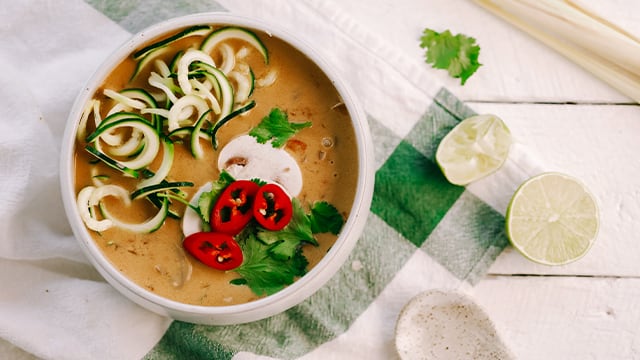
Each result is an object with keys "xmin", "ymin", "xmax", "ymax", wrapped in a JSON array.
[{"xmin": 0, "ymin": 2, "xmax": 171, "ymax": 359}]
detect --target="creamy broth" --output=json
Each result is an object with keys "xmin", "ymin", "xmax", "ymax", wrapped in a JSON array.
[{"xmin": 73, "ymin": 25, "xmax": 358, "ymax": 306}]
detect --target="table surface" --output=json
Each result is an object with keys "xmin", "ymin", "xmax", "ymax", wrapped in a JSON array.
[
  {"xmin": 2, "ymin": 1, "xmax": 638, "ymax": 359},
  {"xmin": 334, "ymin": 0, "xmax": 640, "ymax": 358}
]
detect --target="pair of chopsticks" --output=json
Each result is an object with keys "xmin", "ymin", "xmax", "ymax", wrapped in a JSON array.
[{"xmin": 472, "ymin": 0, "xmax": 640, "ymax": 103}]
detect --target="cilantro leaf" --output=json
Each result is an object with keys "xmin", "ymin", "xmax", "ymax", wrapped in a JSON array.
[
  {"xmin": 419, "ymin": 28, "xmax": 481, "ymax": 85},
  {"xmin": 233, "ymin": 231, "xmax": 308, "ymax": 296},
  {"xmin": 309, "ymin": 201, "xmax": 344, "ymax": 235},
  {"xmin": 267, "ymin": 238, "xmax": 300, "ymax": 263},
  {"xmin": 250, "ymin": 178, "xmax": 268, "ymax": 186},
  {"xmin": 249, "ymin": 108, "xmax": 311, "ymax": 148},
  {"xmin": 196, "ymin": 171, "xmax": 235, "ymax": 226},
  {"xmin": 256, "ymin": 198, "xmax": 317, "ymax": 261}
]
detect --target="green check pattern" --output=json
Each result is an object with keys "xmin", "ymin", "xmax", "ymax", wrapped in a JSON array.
[
  {"xmin": 372, "ymin": 139, "xmax": 465, "ymax": 247},
  {"xmin": 86, "ymin": 1, "xmax": 509, "ymax": 359},
  {"xmin": 85, "ymin": 0, "xmax": 225, "ymax": 33},
  {"xmin": 141, "ymin": 89, "xmax": 509, "ymax": 360}
]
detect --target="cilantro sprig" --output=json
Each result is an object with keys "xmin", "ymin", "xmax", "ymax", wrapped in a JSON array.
[
  {"xmin": 256, "ymin": 198, "xmax": 318, "ymax": 260},
  {"xmin": 230, "ymin": 199, "xmax": 314, "ymax": 296},
  {"xmin": 309, "ymin": 201, "xmax": 344, "ymax": 235},
  {"xmin": 249, "ymin": 108, "xmax": 311, "ymax": 148},
  {"xmin": 232, "ymin": 198, "xmax": 345, "ymax": 296},
  {"xmin": 419, "ymin": 28, "xmax": 481, "ymax": 85},
  {"xmin": 233, "ymin": 198, "xmax": 345, "ymax": 295},
  {"xmin": 231, "ymin": 229, "xmax": 309, "ymax": 296}
]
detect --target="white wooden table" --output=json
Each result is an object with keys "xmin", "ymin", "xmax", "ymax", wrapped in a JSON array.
[
  {"xmin": 335, "ymin": 0, "xmax": 640, "ymax": 358},
  {"xmin": 1, "ymin": 1, "xmax": 636, "ymax": 359}
]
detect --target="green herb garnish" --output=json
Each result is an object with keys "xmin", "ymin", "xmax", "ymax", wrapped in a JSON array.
[
  {"xmin": 419, "ymin": 28, "xmax": 481, "ymax": 85},
  {"xmin": 195, "ymin": 173, "xmax": 346, "ymax": 297},
  {"xmin": 232, "ymin": 229, "xmax": 309, "ymax": 296},
  {"xmin": 309, "ymin": 201, "xmax": 344, "ymax": 235},
  {"xmin": 196, "ymin": 171, "xmax": 235, "ymax": 228},
  {"xmin": 256, "ymin": 198, "xmax": 317, "ymax": 260},
  {"xmin": 249, "ymin": 108, "xmax": 311, "ymax": 148}
]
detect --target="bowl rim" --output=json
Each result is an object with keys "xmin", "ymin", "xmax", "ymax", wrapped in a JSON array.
[{"xmin": 60, "ymin": 11, "xmax": 375, "ymax": 324}]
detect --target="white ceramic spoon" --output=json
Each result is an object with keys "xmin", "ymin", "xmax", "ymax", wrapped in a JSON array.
[{"xmin": 395, "ymin": 289, "xmax": 514, "ymax": 359}]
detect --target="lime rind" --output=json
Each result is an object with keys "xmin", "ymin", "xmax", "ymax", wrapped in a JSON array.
[
  {"xmin": 505, "ymin": 172, "xmax": 600, "ymax": 266},
  {"xmin": 436, "ymin": 114, "xmax": 512, "ymax": 186}
]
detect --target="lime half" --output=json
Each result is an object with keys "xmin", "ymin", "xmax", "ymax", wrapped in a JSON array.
[
  {"xmin": 506, "ymin": 172, "xmax": 599, "ymax": 265},
  {"xmin": 436, "ymin": 114, "xmax": 512, "ymax": 186}
]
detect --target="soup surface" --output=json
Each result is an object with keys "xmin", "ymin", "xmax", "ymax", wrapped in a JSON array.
[{"xmin": 73, "ymin": 25, "xmax": 358, "ymax": 306}]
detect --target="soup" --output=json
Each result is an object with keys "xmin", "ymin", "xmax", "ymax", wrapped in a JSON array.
[{"xmin": 73, "ymin": 24, "xmax": 358, "ymax": 306}]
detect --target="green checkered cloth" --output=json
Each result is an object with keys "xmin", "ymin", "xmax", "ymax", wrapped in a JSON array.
[
  {"xmin": 90, "ymin": 1, "xmax": 507, "ymax": 359},
  {"xmin": 0, "ymin": 0, "xmax": 539, "ymax": 359},
  {"xmin": 143, "ymin": 88, "xmax": 509, "ymax": 359}
]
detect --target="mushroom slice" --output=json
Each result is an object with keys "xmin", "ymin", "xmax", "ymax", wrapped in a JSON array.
[
  {"xmin": 182, "ymin": 182, "xmax": 211, "ymax": 237},
  {"xmin": 217, "ymin": 135, "xmax": 303, "ymax": 196}
]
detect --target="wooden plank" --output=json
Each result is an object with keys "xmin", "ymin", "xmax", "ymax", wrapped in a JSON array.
[
  {"xmin": 278, "ymin": 0, "xmax": 640, "ymax": 276},
  {"xmin": 468, "ymin": 275, "xmax": 640, "ymax": 359},
  {"xmin": 326, "ymin": 0, "xmax": 639, "ymax": 103}
]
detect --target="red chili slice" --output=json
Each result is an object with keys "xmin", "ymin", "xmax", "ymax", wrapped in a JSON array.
[
  {"xmin": 253, "ymin": 183, "xmax": 293, "ymax": 231},
  {"xmin": 183, "ymin": 231, "xmax": 243, "ymax": 271},
  {"xmin": 211, "ymin": 180, "xmax": 260, "ymax": 235}
]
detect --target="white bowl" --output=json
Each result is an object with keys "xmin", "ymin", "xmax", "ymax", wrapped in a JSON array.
[{"xmin": 59, "ymin": 12, "xmax": 374, "ymax": 325}]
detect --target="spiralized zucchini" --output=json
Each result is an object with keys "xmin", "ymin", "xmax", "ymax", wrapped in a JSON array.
[{"xmin": 77, "ymin": 24, "xmax": 273, "ymax": 233}]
